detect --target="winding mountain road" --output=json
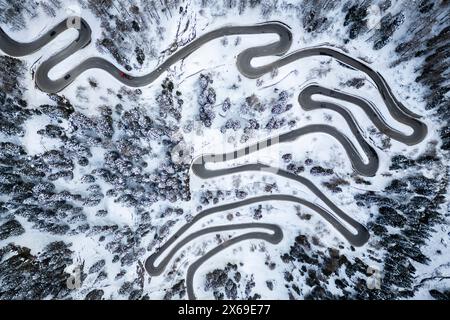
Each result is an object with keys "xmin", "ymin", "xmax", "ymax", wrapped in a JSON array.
[
  {"xmin": 0, "ymin": 17, "xmax": 428, "ymax": 300},
  {"xmin": 145, "ymin": 194, "xmax": 369, "ymax": 299},
  {"xmin": 0, "ymin": 17, "xmax": 431, "ymax": 140}
]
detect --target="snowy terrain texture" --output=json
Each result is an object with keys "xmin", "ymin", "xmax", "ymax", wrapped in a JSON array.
[{"xmin": 0, "ymin": 0, "xmax": 449, "ymax": 300}]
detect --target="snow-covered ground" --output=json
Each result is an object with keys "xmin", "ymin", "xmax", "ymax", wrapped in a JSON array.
[{"xmin": 0, "ymin": 0, "xmax": 449, "ymax": 300}]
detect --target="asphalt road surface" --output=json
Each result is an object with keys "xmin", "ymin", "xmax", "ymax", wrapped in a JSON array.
[
  {"xmin": 0, "ymin": 16, "xmax": 431, "ymax": 142},
  {"xmin": 145, "ymin": 194, "xmax": 369, "ymax": 299}
]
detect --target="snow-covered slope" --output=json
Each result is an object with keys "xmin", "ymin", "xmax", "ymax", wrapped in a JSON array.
[{"xmin": 0, "ymin": 0, "xmax": 449, "ymax": 300}]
